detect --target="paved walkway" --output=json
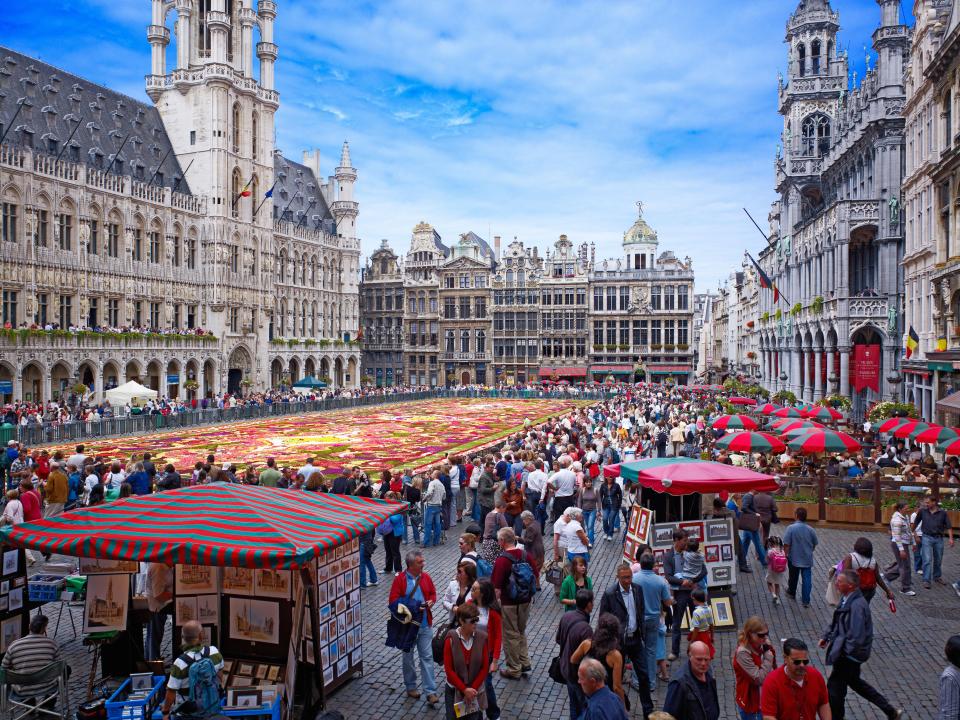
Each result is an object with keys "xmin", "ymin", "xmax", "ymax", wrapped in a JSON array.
[
  {"xmin": 325, "ymin": 521, "xmax": 957, "ymax": 720},
  {"xmin": 36, "ymin": 520, "xmax": 958, "ymax": 718}
]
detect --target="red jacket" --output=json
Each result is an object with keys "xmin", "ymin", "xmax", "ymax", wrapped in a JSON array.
[
  {"xmin": 389, "ymin": 570, "xmax": 437, "ymax": 626},
  {"xmin": 443, "ymin": 631, "xmax": 490, "ymax": 695},
  {"xmin": 20, "ymin": 489, "xmax": 42, "ymax": 522}
]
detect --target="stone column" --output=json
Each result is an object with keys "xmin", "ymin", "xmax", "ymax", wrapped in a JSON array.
[
  {"xmin": 814, "ymin": 349, "xmax": 824, "ymax": 400},
  {"xmin": 797, "ymin": 348, "xmax": 807, "ymax": 398},
  {"xmin": 13, "ymin": 375, "xmax": 23, "ymax": 404},
  {"xmin": 839, "ymin": 345, "xmax": 851, "ymax": 398},
  {"xmin": 791, "ymin": 347, "xmax": 802, "ymax": 395}
]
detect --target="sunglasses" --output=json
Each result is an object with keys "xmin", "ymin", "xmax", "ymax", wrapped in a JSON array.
[
  {"xmin": 790, "ymin": 659, "xmax": 810, "ymax": 666},
  {"xmin": 755, "ymin": 631, "xmax": 769, "ymax": 638},
  {"xmin": 465, "ymin": 617, "xmax": 480, "ymax": 624}
]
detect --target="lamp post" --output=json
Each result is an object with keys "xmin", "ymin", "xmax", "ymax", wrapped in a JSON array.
[
  {"xmin": 828, "ymin": 371, "xmax": 839, "ymax": 393},
  {"xmin": 886, "ymin": 370, "xmax": 903, "ymax": 402}
]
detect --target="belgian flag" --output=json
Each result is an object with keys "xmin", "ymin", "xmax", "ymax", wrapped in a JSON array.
[{"xmin": 905, "ymin": 326, "xmax": 919, "ymax": 359}]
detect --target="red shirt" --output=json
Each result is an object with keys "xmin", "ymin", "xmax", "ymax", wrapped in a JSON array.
[
  {"xmin": 491, "ymin": 547, "xmax": 534, "ymax": 605},
  {"xmin": 442, "ymin": 631, "xmax": 490, "ymax": 694},
  {"xmin": 760, "ymin": 664, "xmax": 828, "ymax": 720},
  {"xmin": 20, "ymin": 489, "xmax": 42, "ymax": 522}
]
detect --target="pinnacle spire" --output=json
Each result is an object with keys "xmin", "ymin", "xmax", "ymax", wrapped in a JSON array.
[{"xmin": 339, "ymin": 140, "xmax": 352, "ymax": 168}]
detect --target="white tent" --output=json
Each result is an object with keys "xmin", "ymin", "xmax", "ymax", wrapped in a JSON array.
[{"xmin": 105, "ymin": 380, "xmax": 158, "ymax": 407}]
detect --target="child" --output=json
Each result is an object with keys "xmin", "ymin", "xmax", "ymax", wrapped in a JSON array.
[
  {"xmin": 687, "ymin": 587, "xmax": 715, "ymax": 658},
  {"xmin": 765, "ymin": 534, "xmax": 788, "ymax": 605},
  {"xmin": 678, "ymin": 538, "xmax": 708, "ymax": 593}
]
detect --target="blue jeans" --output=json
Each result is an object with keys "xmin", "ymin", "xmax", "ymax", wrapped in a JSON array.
[
  {"xmin": 740, "ymin": 529, "xmax": 767, "ymax": 566},
  {"xmin": 642, "ymin": 615, "xmax": 659, "ymax": 687},
  {"xmin": 423, "ymin": 505, "xmax": 443, "ymax": 547},
  {"xmin": 922, "ymin": 534, "xmax": 945, "ymax": 583},
  {"xmin": 738, "ymin": 710, "xmax": 762, "ymax": 720},
  {"xmin": 401, "ymin": 621, "xmax": 437, "ymax": 694},
  {"xmin": 484, "ymin": 673, "xmax": 500, "ymax": 719},
  {"xmin": 913, "ymin": 543, "xmax": 923, "ymax": 572},
  {"xmin": 359, "ymin": 543, "xmax": 377, "ymax": 587},
  {"xmin": 406, "ymin": 514, "xmax": 421, "ymax": 544},
  {"xmin": 601, "ymin": 506, "xmax": 619, "ymax": 538},
  {"xmin": 566, "ymin": 679, "xmax": 586, "ymax": 720},
  {"xmin": 787, "ymin": 563, "xmax": 812, "ymax": 605},
  {"xmin": 581, "ymin": 509, "xmax": 597, "ymax": 545}
]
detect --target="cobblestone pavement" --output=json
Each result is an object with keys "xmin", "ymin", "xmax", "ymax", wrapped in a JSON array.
[{"xmin": 37, "ymin": 521, "xmax": 959, "ymax": 718}]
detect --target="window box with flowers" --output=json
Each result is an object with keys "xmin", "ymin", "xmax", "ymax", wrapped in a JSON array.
[
  {"xmin": 746, "ymin": 320, "xmax": 755, "ymax": 329},
  {"xmin": 746, "ymin": 351, "xmax": 757, "ymax": 359}
]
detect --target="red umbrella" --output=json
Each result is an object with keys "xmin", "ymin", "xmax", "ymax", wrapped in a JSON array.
[
  {"xmin": 803, "ymin": 405, "xmax": 844, "ymax": 422},
  {"xmin": 772, "ymin": 407, "xmax": 803, "ymax": 418},
  {"xmin": 787, "ymin": 429, "xmax": 861, "ymax": 454},
  {"xmin": 770, "ymin": 419, "xmax": 824, "ymax": 433},
  {"xmin": 915, "ymin": 426, "xmax": 960, "ymax": 444},
  {"xmin": 617, "ymin": 458, "xmax": 779, "ymax": 495},
  {"xmin": 877, "ymin": 417, "xmax": 910, "ymax": 433},
  {"xmin": 891, "ymin": 421, "xmax": 929, "ymax": 439},
  {"xmin": 758, "ymin": 403, "xmax": 782, "ymax": 415},
  {"xmin": 711, "ymin": 414, "xmax": 759, "ymax": 430},
  {"xmin": 941, "ymin": 438, "xmax": 960, "ymax": 456},
  {"xmin": 728, "ymin": 397, "xmax": 758, "ymax": 406},
  {"xmin": 716, "ymin": 431, "xmax": 786, "ymax": 454}
]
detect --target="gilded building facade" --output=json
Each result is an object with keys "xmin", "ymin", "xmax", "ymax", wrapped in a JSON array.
[{"xmin": 0, "ymin": 0, "xmax": 361, "ymax": 404}]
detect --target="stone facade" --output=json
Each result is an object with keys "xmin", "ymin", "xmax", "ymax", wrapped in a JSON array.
[
  {"xmin": 757, "ymin": 0, "xmax": 909, "ymax": 416},
  {"xmin": 491, "ymin": 238, "xmax": 544, "ymax": 385},
  {"xmin": 401, "ymin": 222, "xmax": 446, "ymax": 387},
  {"xmin": 0, "ymin": 0, "xmax": 361, "ymax": 403},
  {"xmin": 359, "ymin": 240, "xmax": 405, "ymax": 387}
]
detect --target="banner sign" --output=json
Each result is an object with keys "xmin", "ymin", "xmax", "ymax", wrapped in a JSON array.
[{"xmin": 853, "ymin": 344, "xmax": 880, "ymax": 393}]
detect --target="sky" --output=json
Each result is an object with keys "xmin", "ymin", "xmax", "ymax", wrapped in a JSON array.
[{"xmin": 1, "ymin": 0, "xmax": 912, "ymax": 290}]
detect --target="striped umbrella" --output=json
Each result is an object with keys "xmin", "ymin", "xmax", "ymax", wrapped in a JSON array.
[
  {"xmin": 716, "ymin": 431, "xmax": 786, "ymax": 454},
  {"xmin": 940, "ymin": 438, "xmax": 960, "ymax": 455},
  {"xmin": 878, "ymin": 417, "xmax": 911, "ymax": 433},
  {"xmin": 787, "ymin": 429, "xmax": 862, "ymax": 454},
  {"xmin": 769, "ymin": 419, "xmax": 824, "ymax": 433},
  {"xmin": 803, "ymin": 405, "xmax": 844, "ymax": 422},
  {"xmin": 757, "ymin": 403, "xmax": 782, "ymax": 415},
  {"xmin": 892, "ymin": 421, "xmax": 930, "ymax": 439},
  {"xmin": 710, "ymin": 414, "xmax": 759, "ymax": 431},
  {"xmin": 772, "ymin": 407, "xmax": 803, "ymax": 418},
  {"xmin": 781, "ymin": 426, "xmax": 820, "ymax": 440},
  {"xmin": 916, "ymin": 426, "xmax": 960, "ymax": 445},
  {"xmin": 728, "ymin": 397, "xmax": 758, "ymax": 406},
  {"xmin": 0, "ymin": 483, "xmax": 406, "ymax": 568}
]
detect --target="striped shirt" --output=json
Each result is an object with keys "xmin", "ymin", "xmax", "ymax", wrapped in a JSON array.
[
  {"xmin": 167, "ymin": 645, "xmax": 224, "ymax": 701},
  {"xmin": 941, "ymin": 665, "xmax": 960, "ymax": 720},
  {"xmin": 1, "ymin": 633, "xmax": 59, "ymax": 694}
]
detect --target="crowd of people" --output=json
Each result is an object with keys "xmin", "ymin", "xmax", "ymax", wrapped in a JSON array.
[{"xmin": 1, "ymin": 381, "xmax": 959, "ymax": 719}]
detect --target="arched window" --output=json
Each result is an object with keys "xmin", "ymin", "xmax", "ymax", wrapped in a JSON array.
[
  {"xmin": 251, "ymin": 111, "xmax": 259, "ymax": 160},
  {"xmin": 277, "ymin": 250, "xmax": 286, "ymax": 283},
  {"xmin": 811, "ymin": 40, "xmax": 821, "ymax": 75},
  {"xmin": 231, "ymin": 167, "xmax": 242, "ymax": 218},
  {"xmin": 57, "ymin": 199, "xmax": 75, "ymax": 251},
  {"xmin": 250, "ymin": 176, "xmax": 258, "ymax": 221},
  {"xmin": 476, "ymin": 329, "xmax": 486, "ymax": 353},
  {"xmin": 801, "ymin": 114, "xmax": 831, "ymax": 157},
  {"xmin": 460, "ymin": 330, "xmax": 470, "ymax": 353},
  {"xmin": 301, "ymin": 257, "xmax": 307, "ymax": 286},
  {"xmin": 232, "ymin": 103, "xmax": 241, "ymax": 154},
  {"xmin": 797, "ymin": 43, "xmax": 806, "ymax": 77},
  {"xmin": 445, "ymin": 330, "xmax": 455, "ymax": 353}
]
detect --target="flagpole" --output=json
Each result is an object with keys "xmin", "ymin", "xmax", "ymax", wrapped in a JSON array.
[
  {"xmin": 743, "ymin": 208, "xmax": 775, "ymax": 247},
  {"xmin": 253, "ymin": 179, "xmax": 279, "ymax": 220},
  {"xmin": 232, "ymin": 176, "xmax": 254, "ymax": 209}
]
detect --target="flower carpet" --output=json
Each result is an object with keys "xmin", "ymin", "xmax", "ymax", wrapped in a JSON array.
[{"xmin": 49, "ymin": 398, "xmax": 577, "ymax": 475}]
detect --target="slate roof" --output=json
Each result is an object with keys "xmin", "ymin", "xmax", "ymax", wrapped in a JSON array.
[
  {"xmin": 272, "ymin": 154, "xmax": 336, "ymax": 234},
  {"xmin": 0, "ymin": 46, "xmax": 191, "ymax": 193}
]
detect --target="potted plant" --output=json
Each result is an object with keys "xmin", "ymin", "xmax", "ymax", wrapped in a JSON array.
[
  {"xmin": 772, "ymin": 389, "xmax": 797, "ymax": 405},
  {"xmin": 825, "ymin": 496, "xmax": 874, "ymax": 524},
  {"xmin": 71, "ymin": 382, "xmax": 89, "ymax": 396},
  {"xmin": 790, "ymin": 302, "xmax": 803, "ymax": 317},
  {"xmin": 818, "ymin": 394, "xmax": 851, "ymax": 410},
  {"xmin": 811, "ymin": 296, "xmax": 824, "ymax": 314},
  {"xmin": 240, "ymin": 378, "xmax": 253, "ymax": 389},
  {"xmin": 866, "ymin": 401, "xmax": 919, "ymax": 423},
  {"xmin": 775, "ymin": 493, "xmax": 819, "ymax": 521},
  {"xmin": 184, "ymin": 379, "xmax": 200, "ymax": 392}
]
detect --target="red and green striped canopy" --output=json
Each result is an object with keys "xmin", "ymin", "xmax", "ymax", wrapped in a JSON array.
[
  {"xmin": 891, "ymin": 421, "xmax": 930, "ymax": 439},
  {"xmin": 715, "ymin": 431, "xmax": 785, "ymax": 454},
  {"xmin": 757, "ymin": 403, "xmax": 782, "ymax": 416},
  {"xmin": 803, "ymin": 405, "xmax": 844, "ymax": 422},
  {"xmin": 877, "ymin": 417, "xmax": 910, "ymax": 433},
  {"xmin": 772, "ymin": 407, "xmax": 803, "ymax": 418},
  {"xmin": 787, "ymin": 429, "xmax": 861, "ymax": 454},
  {"xmin": 0, "ymin": 484, "xmax": 406, "ymax": 569},
  {"xmin": 915, "ymin": 426, "xmax": 959, "ymax": 444},
  {"xmin": 710, "ymin": 414, "xmax": 759, "ymax": 430}
]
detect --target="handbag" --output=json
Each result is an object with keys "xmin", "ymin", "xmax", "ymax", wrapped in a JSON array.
[
  {"xmin": 431, "ymin": 621, "xmax": 455, "ymax": 664},
  {"xmin": 545, "ymin": 561, "xmax": 563, "ymax": 587},
  {"xmin": 548, "ymin": 656, "xmax": 566, "ymax": 684},
  {"xmin": 386, "ymin": 576, "xmax": 423, "ymax": 651},
  {"xmin": 738, "ymin": 511, "xmax": 760, "ymax": 532}
]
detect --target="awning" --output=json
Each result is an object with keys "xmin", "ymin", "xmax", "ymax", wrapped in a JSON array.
[
  {"xmin": 928, "ymin": 361, "xmax": 955, "ymax": 373},
  {"xmin": 538, "ymin": 367, "xmax": 588, "ymax": 378},
  {"xmin": 590, "ymin": 365, "xmax": 634, "ymax": 374},
  {"xmin": 0, "ymin": 483, "xmax": 406, "ymax": 569},
  {"xmin": 937, "ymin": 391, "xmax": 960, "ymax": 413},
  {"xmin": 647, "ymin": 364, "xmax": 693, "ymax": 374}
]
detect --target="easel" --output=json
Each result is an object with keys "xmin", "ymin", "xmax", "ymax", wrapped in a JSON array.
[{"xmin": 82, "ymin": 631, "xmax": 119, "ymax": 700}]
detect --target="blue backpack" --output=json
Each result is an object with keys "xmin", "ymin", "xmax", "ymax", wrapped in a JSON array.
[
  {"xmin": 505, "ymin": 552, "xmax": 535, "ymax": 603},
  {"xmin": 182, "ymin": 648, "xmax": 221, "ymax": 717},
  {"xmin": 476, "ymin": 557, "xmax": 493, "ymax": 578}
]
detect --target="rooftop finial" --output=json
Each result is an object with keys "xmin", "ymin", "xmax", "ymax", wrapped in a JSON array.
[
  {"xmin": 636, "ymin": 200, "xmax": 644, "ymax": 218},
  {"xmin": 339, "ymin": 140, "xmax": 352, "ymax": 168}
]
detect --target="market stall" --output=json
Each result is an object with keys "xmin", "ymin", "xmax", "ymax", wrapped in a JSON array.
[
  {"xmin": 0, "ymin": 484, "xmax": 405, "ymax": 719},
  {"xmin": 105, "ymin": 380, "xmax": 159, "ymax": 409}
]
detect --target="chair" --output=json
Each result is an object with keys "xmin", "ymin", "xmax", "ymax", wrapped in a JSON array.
[{"xmin": 0, "ymin": 660, "xmax": 69, "ymax": 720}]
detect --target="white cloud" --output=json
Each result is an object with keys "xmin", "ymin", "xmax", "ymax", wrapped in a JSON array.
[{"xmin": 320, "ymin": 105, "xmax": 348, "ymax": 121}]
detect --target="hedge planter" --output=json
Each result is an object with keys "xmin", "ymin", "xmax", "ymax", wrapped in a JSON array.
[
  {"xmin": 776, "ymin": 500, "xmax": 819, "ymax": 522},
  {"xmin": 825, "ymin": 503, "xmax": 874, "ymax": 524}
]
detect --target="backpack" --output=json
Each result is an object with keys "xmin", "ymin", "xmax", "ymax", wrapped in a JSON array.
[
  {"xmin": 476, "ymin": 557, "xmax": 493, "ymax": 578},
  {"xmin": 505, "ymin": 551, "xmax": 535, "ymax": 604},
  {"xmin": 181, "ymin": 647, "xmax": 221, "ymax": 717},
  {"xmin": 768, "ymin": 549, "xmax": 787, "ymax": 574},
  {"xmin": 609, "ymin": 447, "xmax": 621, "ymax": 464},
  {"xmin": 656, "ymin": 430, "xmax": 668, "ymax": 446},
  {"xmin": 851, "ymin": 554, "xmax": 877, "ymax": 591}
]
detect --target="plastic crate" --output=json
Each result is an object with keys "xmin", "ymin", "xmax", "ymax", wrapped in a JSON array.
[
  {"xmin": 220, "ymin": 692, "xmax": 282, "ymax": 720},
  {"xmin": 106, "ymin": 675, "xmax": 165, "ymax": 720},
  {"xmin": 26, "ymin": 574, "xmax": 66, "ymax": 603}
]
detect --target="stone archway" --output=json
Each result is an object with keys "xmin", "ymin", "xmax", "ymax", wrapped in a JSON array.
[
  {"xmin": 288, "ymin": 357, "xmax": 301, "ymax": 384},
  {"xmin": 184, "ymin": 359, "xmax": 200, "ymax": 400},
  {"xmin": 228, "ymin": 345, "xmax": 253, "ymax": 396},
  {"xmin": 50, "ymin": 361, "xmax": 72, "ymax": 401},
  {"xmin": 347, "ymin": 357, "xmax": 357, "ymax": 387},
  {"xmin": 304, "ymin": 357, "xmax": 316, "ymax": 378},
  {"xmin": 166, "ymin": 360, "xmax": 181, "ymax": 399},
  {"xmin": 102, "ymin": 361, "xmax": 120, "ymax": 391},
  {"xmin": 334, "ymin": 357, "xmax": 344, "ymax": 389},
  {"xmin": 145, "ymin": 360, "xmax": 163, "ymax": 392},
  {"xmin": 125, "ymin": 360, "xmax": 142, "ymax": 384},
  {"xmin": 203, "ymin": 359, "xmax": 216, "ymax": 398},
  {"xmin": 460, "ymin": 371, "xmax": 471, "ymax": 386},
  {"xmin": 0, "ymin": 361, "xmax": 13, "ymax": 403},
  {"xmin": 22, "ymin": 362, "xmax": 44, "ymax": 403},
  {"xmin": 319, "ymin": 357, "xmax": 330, "ymax": 383},
  {"xmin": 270, "ymin": 358, "xmax": 284, "ymax": 388}
]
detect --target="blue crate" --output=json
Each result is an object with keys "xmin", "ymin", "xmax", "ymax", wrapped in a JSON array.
[
  {"xmin": 26, "ymin": 574, "xmax": 65, "ymax": 603},
  {"xmin": 220, "ymin": 693, "xmax": 282, "ymax": 720},
  {"xmin": 106, "ymin": 675, "xmax": 165, "ymax": 720}
]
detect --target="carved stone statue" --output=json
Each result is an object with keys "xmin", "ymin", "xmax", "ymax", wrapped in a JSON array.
[
  {"xmin": 887, "ymin": 304, "xmax": 897, "ymax": 334},
  {"xmin": 628, "ymin": 286, "xmax": 651, "ymax": 314},
  {"xmin": 888, "ymin": 196, "xmax": 900, "ymax": 224}
]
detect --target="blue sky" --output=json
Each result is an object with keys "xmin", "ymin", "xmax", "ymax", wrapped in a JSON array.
[{"xmin": 2, "ymin": 0, "xmax": 911, "ymax": 289}]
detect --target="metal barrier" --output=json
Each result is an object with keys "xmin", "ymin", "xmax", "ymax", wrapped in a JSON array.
[{"xmin": 11, "ymin": 388, "xmax": 619, "ymax": 447}]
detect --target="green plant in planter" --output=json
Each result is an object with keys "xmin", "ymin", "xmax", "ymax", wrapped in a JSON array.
[
  {"xmin": 774, "ymin": 309, "xmax": 782, "ymax": 320},
  {"xmin": 286, "ymin": 338, "xmax": 301, "ymax": 347},
  {"xmin": 866, "ymin": 401, "xmax": 919, "ymax": 422},
  {"xmin": 183, "ymin": 379, "xmax": 200, "ymax": 391},
  {"xmin": 790, "ymin": 302, "xmax": 803, "ymax": 316},
  {"xmin": 71, "ymin": 382, "xmax": 89, "ymax": 395},
  {"xmin": 818, "ymin": 394, "xmax": 851, "ymax": 410},
  {"xmin": 811, "ymin": 296, "xmax": 824, "ymax": 314},
  {"xmin": 761, "ymin": 311, "xmax": 770, "ymax": 323},
  {"xmin": 772, "ymin": 390, "xmax": 797, "ymax": 405}
]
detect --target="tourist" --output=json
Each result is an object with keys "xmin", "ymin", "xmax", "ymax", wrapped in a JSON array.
[
  {"xmin": 1, "ymin": 489, "xmax": 23, "ymax": 526},
  {"xmin": 359, "ymin": 528, "xmax": 378, "ymax": 589},
  {"xmin": 687, "ymin": 588, "xmax": 714, "ymax": 659},
  {"xmin": 577, "ymin": 472, "xmax": 599, "ymax": 545},
  {"xmin": 557, "ymin": 588, "xmax": 595, "ymax": 720},
  {"xmin": 913, "ymin": 496, "xmax": 954, "ymax": 589},
  {"xmin": 732, "ymin": 616, "xmax": 775, "ymax": 720},
  {"xmin": 466, "ymin": 456, "xmax": 483, "ymax": 522},
  {"xmin": 458, "ymin": 533, "xmax": 481, "ymax": 568},
  {"xmin": 403, "ymin": 476, "xmax": 422, "ymax": 544},
  {"xmin": 664, "ymin": 529, "xmax": 704, "ymax": 661},
  {"xmin": 663, "ymin": 640, "xmax": 720, "ymax": 720},
  {"xmin": 562, "ymin": 507, "xmax": 591, "ymax": 564},
  {"xmin": 470, "ymin": 578, "xmax": 503, "ymax": 720},
  {"xmin": 1, "ymin": 615, "xmax": 62, "ymax": 701},
  {"xmin": 522, "ymin": 459, "xmax": 548, "ymax": 518},
  {"xmin": 477, "ymin": 460, "xmax": 498, "ymax": 525},
  {"xmin": 299, "ymin": 457, "xmax": 323, "ymax": 486},
  {"xmin": 739, "ymin": 490, "xmax": 767, "ymax": 569},
  {"xmin": 503, "ymin": 477, "xmax": 525, "ymax": 533},
  {"xmin": 597, "ymin": 563, "xmax": 654, "ymax": 716},
  {"xmin": 145, "ymin": 562, "xmax": 173, "ymax": 661},
  {"xmin": 519, "ymin": 510, "xmax": 544, "ymax": 585},
  {"xmin": 764, "ymin": 534, "xmax": 787, "ymax": 605},
  {"xmin": 126, "ymin": 462, "xmax": 151, "ymax": 495},
  {"xmin": 940, "ymin": 635, "xmax": 960, "ymax": 720},
  {"xmin": 560, "ymin": 556, "xmax": 593, "ymax": 607},
  {"xmin": 490, "ymin": 528, "xmax": 533, "ymax": 679},
  {"xmin": 883, "ymin": 501, "xmax": 915, "ymax": 596},
  {"xmin": 598, "ymin": 473, "xmax": 622, "ymax": 542},
  {"xmin": 819, "ymin": 569, "xmax": 902, "ymax": 719},
  {"xmin": 442, "ymin": 602, "xmax": 490, "ymax": 720},
  {"xmin": 381, "ymin": 492, "xmax": 405, "ymax": 574},
  {"xmin": 43, "ymin": 461, "xmax": 68, "ymax": 517},
  {"xmin": 572, "ymin": 613, "xmax": 629, "ymax": 712},
  {"xmin": 259, "ymin": 457, "xmax": 282, "ymax": 488},
  {"xmin": 422, "ymin": 471, "xmax": 446, "ymax": 548},
  {"xmin": 633, "ymin": 551, "xmax": 673, "ymax": 688},
  {"xmin": 389, "ymin": 550, "xmax": 439, "ymax": 705},
  {"xmin": 157, "ymin": 464, "xmax": 182, "ymax": 491},
  {"xmin": 548, "ymin": 456, "xmax": 578, "ymax": 521},
  {"xmin": 18, "ymin": 478, "xmax": 41, "ymax": 523},
  {"xmin": 760, "ymin": 638, "xmax": 830, "ymax": 720},
  {"xmin": 578, "ymin": 656, "xmax": 629, "ymax": 720},
  {"xmin": 438, "ymin": 466, "xmax": 453, "ymax": 533},
  {"xmin": 442, "ymin": 562, "xmax": 478, "ymax": 614},
  {"xmin": 783, "ymin": 506, "xmax": 818, "ymax": 608},
  {"xmin": 161, "ymin": 620, "xmax": 224, "ymax": 720},
  {"xmin": 448, "ymin": 457, "xmax": 462, "ymax": 526},
  {"xmin": 839, "ymin": 537, "xmax": 894, "ymax": 604}
]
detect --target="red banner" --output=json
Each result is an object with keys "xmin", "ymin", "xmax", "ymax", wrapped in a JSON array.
[{"xmin": 853, "ymin": 344, "xmax": 880, "ymax": 393}]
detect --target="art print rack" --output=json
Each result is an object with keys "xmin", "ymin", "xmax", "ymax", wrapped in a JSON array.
[{"xmin": 0, "ymin": 545, "xmax": 28, "ymax": 657}]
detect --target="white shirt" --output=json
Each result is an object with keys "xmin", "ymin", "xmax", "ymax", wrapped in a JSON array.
[
  {"xmin": 554, "ymin": 516, "xmax": 570, "ymax": 549},
  {"xmin": 67, "ymin": 453, "xmax": 87, "ymax": 470},
  {"xmin": 85, "ymin": 473, "xmax": 100, "ymax": 493},
  {"xmin": 298, "ymin": 464, "xmax": 322, "ymax": 481},
  {"xmin": 449, "ymin": 465, "xmax": 460, "ymax": 491},
  {"xmin": 549, "ymin": 469, "xmax": 577, "ymax": 497},
  {"xmin": 525, "ymin": 470, "xmax": 548, "ymax": 494},
  {"xmin": 562, "ymin": 520, "xmax": 589, "ymax": 554}
]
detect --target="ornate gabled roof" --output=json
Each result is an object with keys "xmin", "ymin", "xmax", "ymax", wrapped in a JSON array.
[
  {"xmin": 272, "ymin": 153, "xmax": 335, "ymax": 233},
  {"xmin": 0, "ymin": 46, "xmax": 190, "ymax": 193}
]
